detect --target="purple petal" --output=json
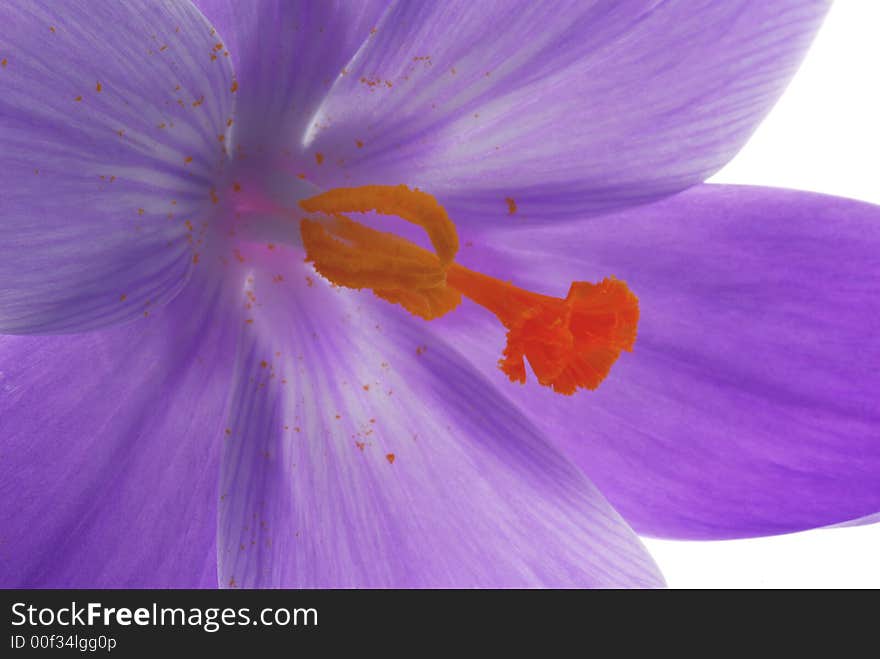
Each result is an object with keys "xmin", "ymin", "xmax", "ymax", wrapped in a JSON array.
[
  {"xmin": 0, "ymin": 0, "xmax": 234, "ymax": 333},
  {"xmin": 193, "ymin": 0, "xmax": 387, "ymax": 156},
  {"xmin": 306, "ymin": 0, "xmax": 829, "ymax": 226},
  {"xmin": 442, "ymin": 184, "xmax": 880, "ymax": 539},
  {"xmin": 216, "ymin": 246, "xmax": 663, "ymax": 588},
  {"xmin": 0, "ymin": 271, "xmax": 238, "ymax": 587}
]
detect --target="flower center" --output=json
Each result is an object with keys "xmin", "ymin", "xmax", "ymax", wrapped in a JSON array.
[{"xmin": 299, "ymin": 185, "xmax": 638, "ymax": 395}]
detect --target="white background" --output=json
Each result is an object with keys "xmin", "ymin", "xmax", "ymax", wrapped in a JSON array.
[{"xmin": 642, "ymin": 1, "xmax": 880, "ymax": 588}]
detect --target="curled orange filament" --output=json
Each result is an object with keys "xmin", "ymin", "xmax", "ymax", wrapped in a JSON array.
[{"xmin": 300, "ymin": 185, "xmax": 638, "ymax": 395}]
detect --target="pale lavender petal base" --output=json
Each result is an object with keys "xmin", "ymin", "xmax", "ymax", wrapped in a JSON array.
[
  {"xmin": 193, "ymin": 0, "xmax": 387, "ymax": 157},
  {"xmin": 216, "ymin": 246, "xmax": 663, "ymax": 588},
  {"xmin": 0, "ymin": 273, "xmax": 238, "ymax": 587},
  {"xmin": 0, "ymin": 0, "xmax": 235, "ymax": 334},
  {"xmin": 441, "ymin": 185, "xmax": 880, "ymax": 539}
]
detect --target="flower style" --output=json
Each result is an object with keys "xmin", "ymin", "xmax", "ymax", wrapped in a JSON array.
[{"xmin": 0, "ymin": 0, "xmax": 877, "ymax": 588}]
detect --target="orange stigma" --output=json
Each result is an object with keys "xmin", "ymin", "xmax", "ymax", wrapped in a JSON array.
[{"xmin": 299, "ymin": 185, "xmax": 638, "ymax": 395}]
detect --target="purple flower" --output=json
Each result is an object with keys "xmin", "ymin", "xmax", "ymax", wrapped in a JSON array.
[{"xmin": 1, "ymin": 0, "xmax": 877, "ymax": 588}]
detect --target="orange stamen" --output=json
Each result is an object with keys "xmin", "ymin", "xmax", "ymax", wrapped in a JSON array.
[
  {"xmin": 299, "ymin": 185, "xmax": 638, "ymax": 395},
  {"xmin": 300, "ymin": 185, "xmax": 459, "ymax": 265},
  {"xmin": 446, "ymin": 267, "xmax": 638, "ymax": 394}
]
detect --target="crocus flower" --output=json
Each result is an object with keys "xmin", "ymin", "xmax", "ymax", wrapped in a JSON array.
[{"xmin": 1, "ymin": 0, "xmax": 877, "ymax": 589}]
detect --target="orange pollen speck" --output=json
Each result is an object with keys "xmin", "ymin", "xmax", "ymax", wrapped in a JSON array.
[
  {"xmin": 386, "ymin": 453, "xmax": 396, "ymax": 464},
  {"xmin": 298, "ymin": 185, "xmax": 639, "ymax": 395}
]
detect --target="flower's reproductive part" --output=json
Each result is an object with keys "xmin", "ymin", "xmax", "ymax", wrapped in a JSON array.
[{"xmin": 300, "ymin": 186, "xmax": 639, "ymax": 395}]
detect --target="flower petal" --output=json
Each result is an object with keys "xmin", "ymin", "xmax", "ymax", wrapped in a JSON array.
[
  {"xmin": 444, "ymin": 185, "xmax": 880, "ymax": 539},
  {"xmin": 193, "ymin": 0, "xmax": 387, "ymax": 155},
  {"xmin": 0, "ymin": 271, "xmax": 238, "ymax": 587},
  {"xmin": 307, "ymin": 0, "xmax": 829, "ymax": 226},
  {"xmin": 0, "ymin": 0, "xmax": 234, "ymax": 333},
  {"xmin": 216, "ymin": 248, "xmax": 663, "ymax": 587}
]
